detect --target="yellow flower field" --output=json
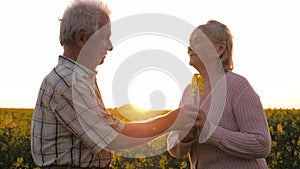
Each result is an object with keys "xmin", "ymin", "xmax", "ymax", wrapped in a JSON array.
[{"xmin": 0, "ymin": 108, "xmax": 299, "ymax": 169}]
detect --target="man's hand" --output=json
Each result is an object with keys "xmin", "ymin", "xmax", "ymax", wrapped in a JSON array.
[{"xmin": 177, "ymin": 104, "xmax": 198, "ymax": 130}]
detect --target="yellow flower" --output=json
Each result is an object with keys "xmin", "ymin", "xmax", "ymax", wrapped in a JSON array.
[
  {"xmin": 180, "ymin": 161, "xmax": 188, "ymax": 169},
  {"xmin": 190, "ymin": 73, "xmax": 204, "ymax": 96},
  {"xmin": 125, "ymin": 162, "xmax": 133, "ymax": 169},
  {"xmin": 277, "ymin": 124, "xmax": 284, "ymax": 134},
  {"xmin": 17, "ymin": 157, "xmax": 24, "ymax": 164},
  {"xmin": 159, "ymin": 155, "xmax": 168, "ymax": 168},
  {"xmin": 269, "ymin": 126, "xmax": 274, "ymax": 135}
]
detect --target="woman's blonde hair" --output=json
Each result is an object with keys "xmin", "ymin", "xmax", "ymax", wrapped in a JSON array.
[{"xmin": 197, "ymin": 20, "xmax": 234, "ymax": 71}]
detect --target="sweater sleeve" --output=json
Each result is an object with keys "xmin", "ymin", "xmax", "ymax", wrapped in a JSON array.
[{"xmin": 206, "ymin": 80, "xmax": 271, "ymax": 159}]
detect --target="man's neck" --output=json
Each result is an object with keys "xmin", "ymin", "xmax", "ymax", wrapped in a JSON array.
[{"xmin": 63, "ymin": 46, "xmax": 80, "ymax": 62}]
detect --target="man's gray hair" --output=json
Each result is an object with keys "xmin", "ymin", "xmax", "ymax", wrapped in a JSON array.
[{"xmin": 59, "ymin": 0, "xmax": 111, "ymax": 47}]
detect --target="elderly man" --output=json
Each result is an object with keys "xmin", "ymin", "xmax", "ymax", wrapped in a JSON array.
[{"xmin": 31, "ymin": 0, "xmax": 201, "ymax": 168}]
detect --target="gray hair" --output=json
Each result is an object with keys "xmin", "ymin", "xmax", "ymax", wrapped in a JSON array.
[{"xmin": 59, "ymin": 0, "xmax": 111, "ymax": 47}]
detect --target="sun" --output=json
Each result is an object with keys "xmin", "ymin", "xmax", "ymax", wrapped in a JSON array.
[{"xmin": 131, "ymin": 104, "xmax": 148, "ymax": 113}]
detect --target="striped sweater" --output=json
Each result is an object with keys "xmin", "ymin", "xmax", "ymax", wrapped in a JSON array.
[{"xmin": 168, "ymin": 71, "xmax": 271, "ymax": 169}]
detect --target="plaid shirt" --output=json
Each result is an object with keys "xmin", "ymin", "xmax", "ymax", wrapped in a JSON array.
[{"xmin": 31, "ymin": 56, "xmax": 124, "ymax": 167}]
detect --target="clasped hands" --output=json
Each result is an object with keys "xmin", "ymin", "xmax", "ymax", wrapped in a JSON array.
[{"xmin": 176, "ymin": 104, "xmax": 207, "ymax": 142}]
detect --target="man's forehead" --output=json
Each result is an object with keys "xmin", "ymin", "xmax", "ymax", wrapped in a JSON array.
[{"xmin": 99, "ymin": 22, "xmax": 111, "ymax": 34}]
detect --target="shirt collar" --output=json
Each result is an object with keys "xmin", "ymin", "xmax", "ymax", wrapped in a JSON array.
[{"xmin": 58, "ymin": 55, "xmax": 97, "ymax": 80}]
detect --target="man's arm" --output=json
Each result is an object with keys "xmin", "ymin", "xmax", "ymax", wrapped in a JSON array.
[
  {"xmin": 72, "ymin": 68, "xmax": 200, "ymax": 151},
  {"xmin": 106, "ymin": 108, "xmax": 186, "ymax": 150}
]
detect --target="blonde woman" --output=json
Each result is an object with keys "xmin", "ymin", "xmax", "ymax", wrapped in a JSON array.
[{"xmin": 167, "ymin": 20, "xmax": 271, "ymax": 169}]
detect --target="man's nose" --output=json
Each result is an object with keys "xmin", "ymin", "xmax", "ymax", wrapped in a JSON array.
[{"xmin": 107, "ymin": 39, "xmax": 113, "ymax": 51}]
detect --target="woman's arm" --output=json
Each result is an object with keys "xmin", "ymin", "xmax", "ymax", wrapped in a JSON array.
[{"xmin": 206, "ymin": 86, "xmax": 271, "ymax": 159}]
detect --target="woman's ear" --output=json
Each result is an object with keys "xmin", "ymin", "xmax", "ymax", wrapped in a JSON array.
[
  {"xmin": 216, "ymin": 41, "xmax": 226, "ymax": 56},
  {"xmin": 75, "ymin": 31, "xmax": 87, "ymax": 48}
]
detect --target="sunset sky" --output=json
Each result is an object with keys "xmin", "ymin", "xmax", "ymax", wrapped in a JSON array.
[{"xmin": 0, "ymin": 0, "xmax": 299, "ymax": 110}]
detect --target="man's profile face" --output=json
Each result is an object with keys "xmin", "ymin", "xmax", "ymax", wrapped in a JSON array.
[
  {"xmin": 96, "ymin": 22, "xmax": 113, "ymax": 65},
  {"xmin": 78, "ymin": 22, "xmax": 113, "ymax": 70}
]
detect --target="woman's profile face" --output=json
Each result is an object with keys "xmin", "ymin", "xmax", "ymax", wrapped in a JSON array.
[
  {"xmin": 187, "ymin": 46, "xmax": 202, "ymax": 69},
  {"xmin": 188, "ymin": 29, "xmax": 219, "ymax": 71}
]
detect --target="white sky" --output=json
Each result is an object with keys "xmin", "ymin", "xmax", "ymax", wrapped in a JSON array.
[{"xmin": 0, "ymin": 0, "xmax": 299, "ymax": 109}]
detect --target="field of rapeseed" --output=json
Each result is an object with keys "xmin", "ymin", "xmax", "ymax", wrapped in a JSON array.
[{"xmin": 0, "ymin": 108, "xmax": 299, "ymax": 169}]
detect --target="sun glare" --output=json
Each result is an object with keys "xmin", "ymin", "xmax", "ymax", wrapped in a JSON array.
[{"xmin": 131, "ymin": 104, "xmax": 148, "ymax": 113}]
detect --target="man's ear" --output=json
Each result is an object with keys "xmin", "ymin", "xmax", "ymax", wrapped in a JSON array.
[
  {"xmin": 217, "ymin": 41, "xmax": 226, "ymax": 56},
  {"xmin": 75, "ymin": 31, "xmax": 87, "ymax": 48}
]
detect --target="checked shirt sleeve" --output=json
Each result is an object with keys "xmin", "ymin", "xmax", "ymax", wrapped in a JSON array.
[{"xmin": 70, "ymin": 65, "xmax": 124, "ymax": 153}]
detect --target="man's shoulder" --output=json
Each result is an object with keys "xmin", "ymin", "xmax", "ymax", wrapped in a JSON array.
[{"xmin": 43, "ymin": 64, "xmax": 73, "ymax": 90}]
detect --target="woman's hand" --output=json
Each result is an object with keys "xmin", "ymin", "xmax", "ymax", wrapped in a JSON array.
[
  {"xmin": 181, "ymin": 127, "xmax": 198, "ymax": 143},
  {"xmin": 194, "ymin": 108, "xmax": 207, "ymax": 132},
  {"xmin": 180, "ymin": 108, "xmax": 207, "ymax": 143}
]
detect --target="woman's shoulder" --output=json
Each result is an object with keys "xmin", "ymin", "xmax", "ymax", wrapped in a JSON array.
[
  {"xmin": 227, "ymin": 71, "xmax": 248, "ymax": 82},
  {"xmin": 226, "ymin": 71, "xmax": 252, "ymax": 90}
]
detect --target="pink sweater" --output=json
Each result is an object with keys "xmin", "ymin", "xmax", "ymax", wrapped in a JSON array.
[{"xmin": 168, "ymin": 71, "xmax": 271, "ymax": 169}]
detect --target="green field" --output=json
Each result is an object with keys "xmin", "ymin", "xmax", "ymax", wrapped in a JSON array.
[{"xmin": 0, "ymin": 107, "xmax": 300, "ymax": 169}]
